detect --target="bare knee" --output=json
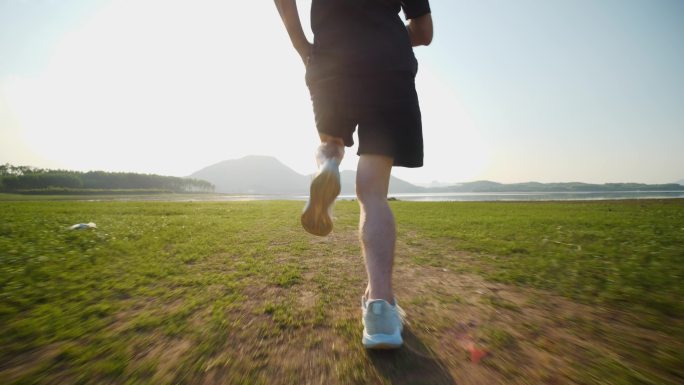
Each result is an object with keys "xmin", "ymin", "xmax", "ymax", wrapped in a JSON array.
[
  {"xmin": 355, "ymin": 155, "xmax": 393, "ymax": 205},
  {"xmin": 356, "ymin": 176, "xmax": 387, "ymax": 206}
]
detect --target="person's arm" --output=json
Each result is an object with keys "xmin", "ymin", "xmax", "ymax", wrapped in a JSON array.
[
  {"xmin": 407, "ymin": 13, "xmax": 433, "ymax": 46},
  {"xmin": 402, "ymin": 0, "xmax": 433, "ymax": 46},
  {"xmin": 274, "ymin": 0, "xmax": 312, "ymax": 64}
]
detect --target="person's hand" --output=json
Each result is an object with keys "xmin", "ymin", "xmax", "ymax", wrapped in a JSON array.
[
  {"xmin": 275, "ymin": 0, "xmax": 313, "ymax": 66},
  {"xmin": 297, "ymin": 42, "xmax": 313, "ymax": 66},
  {"xmin": 407, "ymin": 13, "xmax": 433, "ymax": 47}
]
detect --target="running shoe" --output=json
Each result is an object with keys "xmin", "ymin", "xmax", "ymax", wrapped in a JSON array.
[
  {"xmin": 301, "ymin": 158, "xmax": 340, "ymax": 236},
  {"xmin": 361, "ymin": 297, "xmax": 404, "ymax": 349}
]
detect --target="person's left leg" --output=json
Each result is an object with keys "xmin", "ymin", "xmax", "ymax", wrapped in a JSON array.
[
  {"xmin": 316, "ymin": 133, "xmax": 344, "ymax": 166},
  {"xmin": 301, "ymin": 133, "xmax": 345, "ymax": 236}
]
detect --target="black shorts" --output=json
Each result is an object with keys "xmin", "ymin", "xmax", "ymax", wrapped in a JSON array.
[{"xmin": 306, "ymin": 73, "xmax": 423, "ymax": 168}]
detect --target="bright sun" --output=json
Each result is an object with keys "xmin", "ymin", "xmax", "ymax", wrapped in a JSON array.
[{"xmin": 2, "ymin": 0, "xmax": 487, "ymax": 184}]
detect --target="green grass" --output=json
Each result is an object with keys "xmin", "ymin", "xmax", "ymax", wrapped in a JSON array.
[
  {"xmin": 393, "ymin": 200, "xmax": 684, "ymax": 318},
  {"xmin": 1, "ymin": 199, "xmax": 683, "ymax": 384}
]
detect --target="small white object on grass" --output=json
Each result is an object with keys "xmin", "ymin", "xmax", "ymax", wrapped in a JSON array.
[{"xmin": 69, "ymin": 222, "xmax": 97, "ymax": 230}]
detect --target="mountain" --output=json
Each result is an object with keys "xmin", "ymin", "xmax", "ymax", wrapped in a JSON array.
[
  {"xmin": 189, "ymin": 156, "xmax": 308, "ymax": 194},
  {"xmin": 415, "ymin": 180, "xmax": 457, "ymax": 188},
  {"xmin": 432, "ymin": 180, "xmax": 684, "ymax": 193},
  {"xmin": 339, "ymin": 170, "xmax": 426, "ymax": 195},
  {"xmin": 190, "ymin": 156, "xmax": 684, "ymax": 195},
  {"xmin": 189, "ymin": 156, "xmax": 425, "ymax": 194},
  {"xmin": 677, "ymin": 179, "xmax": 684, "ymax": 186}
]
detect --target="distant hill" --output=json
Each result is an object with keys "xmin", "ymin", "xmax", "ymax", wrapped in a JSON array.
[
  {"xmin": 339, "ymin": 171, "xmax": 426, "ymax": 195},
  {"xmin": 433, "ymin": 180, "xmax": 684, "ymax": 193},
  {"xmin": 189, "ymin": 156, "xmax": 684, "ymax": 195},
  {"xmin": 189, "ymin": 156, "xmax": 425, "ymax": 194},
  {"xmin": 415, "ymin": 180, "xmax": 456, "ymax": 188},
  {"xmin": 189, "ymin": 156, "xmax": 309, "ymax": 194},
  {"xmin": 677, "ymin": 179, "xmax": 684, "ymax": 186},
  {"xmin": 0, "ymin": 164, "xmax": 213, "ymax": 194}
]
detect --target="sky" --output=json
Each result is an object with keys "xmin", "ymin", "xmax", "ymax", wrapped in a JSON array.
[{"xmin": 1, "ymin": 0, "xmax": 683, "ymax": 185}]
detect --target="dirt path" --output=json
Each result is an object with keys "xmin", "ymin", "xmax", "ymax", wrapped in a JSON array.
[{"xmin": 193, "ymin": 227, "xmax": 680, "ymax": 385}]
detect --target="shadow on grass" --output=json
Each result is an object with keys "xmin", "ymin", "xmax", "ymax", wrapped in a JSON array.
[{"xmin": 367, "ymin": 327, "xmax": 456, "ymax": 385}]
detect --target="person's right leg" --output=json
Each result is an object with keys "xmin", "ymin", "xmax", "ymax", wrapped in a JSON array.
[
  {"xmin": 356, "ymin": 154, "xmax": 395, "ymax": 303},
  {"xmin": 356, "ymin": 154, "xmax": 404, "ymax": 349}
]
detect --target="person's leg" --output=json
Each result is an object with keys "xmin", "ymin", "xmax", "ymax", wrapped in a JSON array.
[
  {"xmin": 316, "ymin": 133, "xmax": 345, "ymax": 165},
  {"xmin": 356, "ymin": 154, "xmax": 395, "ymax": 303},
  {"xmin": 301, "ymin": 133, "xmax": 346, "ymax": 236}
]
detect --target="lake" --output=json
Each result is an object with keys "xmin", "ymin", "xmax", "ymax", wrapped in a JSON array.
[{"xmin": 163, "ymin": 190, "xmax": 684, "ymax": 202}]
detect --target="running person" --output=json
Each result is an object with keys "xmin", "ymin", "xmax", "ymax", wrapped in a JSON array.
[{"xmin": 274, "ymin": 0, "xmax": 432, "ymax": 349}]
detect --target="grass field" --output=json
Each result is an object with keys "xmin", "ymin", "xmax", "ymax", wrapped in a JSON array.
[{"xmin": 1, "ymin": 198, "xmax": 683, "ymax": 384}]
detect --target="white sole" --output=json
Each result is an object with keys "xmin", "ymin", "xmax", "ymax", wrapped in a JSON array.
[
  {"xmin": 301, "ymin": 161, "xmax": 340, "ymax": 236},
  {"xmin": 362, "ymin": 332, "xmax": 403, "ymax": 349}
]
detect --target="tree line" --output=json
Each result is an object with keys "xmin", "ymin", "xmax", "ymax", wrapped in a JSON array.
[{"xmin": 0, "ymin": 164, "xmax": 214, "ymax": 193}]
